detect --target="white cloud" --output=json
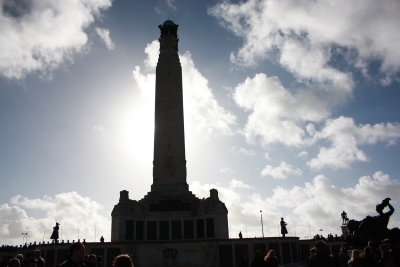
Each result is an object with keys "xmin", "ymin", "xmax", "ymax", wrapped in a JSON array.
[
  {"xmin": 92, "ymin": 125, "xmax": 105, "ymax": 133},
  {"xmin": 265, "ymin": 172, "xmax": 400, "ymax": 231},
  {"xmin": 133, "ymin": 41, "xmax": 236, "ymax": 137},
  {"xmin": 190, "ymin": 173, "xmax": 400, "ymax": 239},
  {"xmin": 0, "ymin": 204, "xmax": 28, "ymax": 239},
  {"xmin": 230, "ymin": 179, "xmax": 251, "ymax": 189},
  {"xmin": 260, "ymin": 161, "xmax": 302, "ymax": 179},
  {"xmin": 233, "ymin": 73, "xmax": 329, "ymax": 147},
  {"xmin": 230, "ymin": 146, "xmax": 257, "ymax": 156},
  {"xmin": 212, "ymin": 0, "xmax": 400, "ymax": 171},
  {"xmin": 1, "ymin": 192, "xmax": 110, "ymax": 245},
  {"xmin": 211, "ymin": 0, "xmax": 400, "ymax": 170},
  {"xmin": 209, "ymin": 0, "xmax": 400, "ymax": 83},
  {"xmin": 155, "ymin": 0, "xmax": 177, "ymax": 14},
  {"xmin": 308, "ymin": 117, "xmax": 400, "ymax": 170},
  {"xmin": 220, "ymin": 167, "xmax": 234, "ymax": 173},
  {"xmin": 166, "ymin": 0, "xmax": 177, "ymax": 11},
  {"xmin": 143, "ymin": 40, "xmax": 159, "ymax": 70},
  {"xmin": 95, "ymin": 27, "xmax": 115, "ymax": 50},
  {"xmin": 232, "ymin": 72, "xmax": 400, "ymax": 169},
  {"xmin": 297, "ymin": 151, "xmax": 308, "ymax": 158},
  {"xmin": 0, "ymin": 0, "xmax": 112, "ymax": 80}
]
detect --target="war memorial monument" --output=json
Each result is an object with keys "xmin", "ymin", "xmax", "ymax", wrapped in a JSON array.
[
  {"xmin": 0, "ymin": 21, "xmax": 352, "ymax": 267},
  {"xmin": 110, "ymin": 19, "xmax": 229, "ymax": 243}
]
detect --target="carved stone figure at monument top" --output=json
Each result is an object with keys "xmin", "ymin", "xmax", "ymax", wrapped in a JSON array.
[
  {"xmin": 341, "ymin": 210, "xmax": 348, "ymax": 225},
  {"xmin": 346, "ymin": 198, "xmax": 400, "ymax": 247},
  {"xmin": 111, "ymin": 21, "xmax": 229, "ymax": 242}
]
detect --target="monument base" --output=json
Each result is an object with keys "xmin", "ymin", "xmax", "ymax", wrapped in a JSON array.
[{"xmin": 341, "ymin": 225, "xmax": 349, "ymax": 236}]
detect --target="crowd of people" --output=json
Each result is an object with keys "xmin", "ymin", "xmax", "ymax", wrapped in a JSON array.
[
  {"xmin": 2, "ymin": 242, "xmax": 133, "ymax": 267},
  {"xmin": 3, "ymin": 250, "xmax": 45, "ymax": 267},
  {"xmin": 238, "ymin": 239, "xmax": 400, "ymax": 267},
  {"xmin": 239, "ymin": 249, "xmax": 279, "ymax": 267},
  {"xmin": 307, "ymin": 239, "xmax": 400, "ymax": 267},
  {"xmin": 313, "ymin": 233, "xmax": 345, "ymax": 241},
  {"xmin": 4, "ymin": 239, "xmax": 400, "ymax": 267}
]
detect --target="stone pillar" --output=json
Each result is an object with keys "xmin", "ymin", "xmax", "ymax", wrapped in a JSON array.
[
  {"xmin": 152, "ymin": 20, "xmax": 188, "ymax": 193},
  {"xmin": 341, "ymin": 225, "xmax": 349, "ymax": 236}
]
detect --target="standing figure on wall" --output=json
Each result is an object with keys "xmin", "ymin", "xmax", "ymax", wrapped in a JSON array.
[
  {"xmin": 50, "ymin": 222, "xmax": 60, "ymax": 243},
  {"xmin": 280, "ymin": 218, "xmax": 288, "ymax": 237},
  {"xmin": 341, "ymin": 211, "xmax": 348, "ymax": 225}
]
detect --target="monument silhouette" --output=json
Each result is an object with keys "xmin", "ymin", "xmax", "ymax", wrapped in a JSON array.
[{"xmin": 111, "ymin": 20, "xmax": 229, "ymax": 242}]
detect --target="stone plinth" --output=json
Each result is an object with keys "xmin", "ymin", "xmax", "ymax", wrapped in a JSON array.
[{"xmin": 341, "ymin": 225, "xmax": 349, "ymax": 236}]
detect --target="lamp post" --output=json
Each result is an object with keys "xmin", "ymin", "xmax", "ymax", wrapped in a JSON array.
[
  {"xmin": 22, "ymin": 231, "xmax": 28, "ymax": 245},
  {"xmin": 22, "ymin": 232, "xmax": 28, "ymax": 245},
  {"xmin": 260, "ymin": 210, "xmax": 264, "ymax": 238}
]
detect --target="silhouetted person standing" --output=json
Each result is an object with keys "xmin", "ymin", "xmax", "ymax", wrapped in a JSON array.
[
  {"xmin": 239, "ymin": 253, "xmax": 248, "ymax": 267},
  {"xmin": 239, "ymin": 231, "xmax": 243, "ymax": 239},
  {"xmin": 96, "ymin": 256, "xmax": 103, "ymax": 267},
  {"xmin": 86, "ymin": 255, "xmax": 97, "ymax": 267},
  {"xmin": 251, "ymin": 250, "xmax": 266, "ymax": 267},
  {"xmin": 34, "ymin": 250, "xmax": 45, "ymax": 267},
  {"xmin": 264, "ymin": 250, "xmax": 278, "ymax": 267},
  {"xmin": 8, "ymin": 259, "xmax": 20, "ymax": 267},
  {"xmin": 307, "ymin": 240, "xmax": 334, "ymax": 267},
  {"xmin": 280, "ymin": 218, "xmax": 288, "ymax": 237},
  {"xmin": 112, "ymin": 255, "xmax": 133, "ymax": 267},
  {"xmin": 306, "ymin": 248, "xmax": 316, "ymax": 266},
  {"xmin": 338, "ymin": 247, "xmax": 350, "ymax": 267},
  {"xmin": 28, "ymin": 258, "xmax": 36, "ymax": 267},
  {"xmin": 60, "ymin": 242, "xmax": 86, "ymax": 267}
]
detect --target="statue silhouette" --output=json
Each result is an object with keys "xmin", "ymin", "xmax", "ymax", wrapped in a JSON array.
[
  {"xmin": 346, "ymin": 198, "xmax": 399, "ymax": 247},
  {"xmin": 50, "ymin": 222, "xmax": 60, "ymax": 243},
  {"xmin": 280, "ymin": 218, "xmax": 288, "ymax": 237}
]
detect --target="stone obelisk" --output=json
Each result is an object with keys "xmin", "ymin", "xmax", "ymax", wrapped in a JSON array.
[
  {"xmin": 111, "ymin": 21, "xmax": 228, "ymax": 243},
  {"xmin": 152, "ymin": 20, "xmax": 188, "ymax": 193}
]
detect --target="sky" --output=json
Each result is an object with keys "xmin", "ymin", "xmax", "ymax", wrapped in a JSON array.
[{"xmin": 0, "ymin": 0, "xmax": 400, "ymax": 246}]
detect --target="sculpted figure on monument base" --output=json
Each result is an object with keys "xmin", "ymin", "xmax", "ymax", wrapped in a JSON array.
[
  {"xmin": 50, "ymin": 222, "xmax": 60, "ymax": 243},
  {"xmin": 280, "ymin": 218, "xmax": 288, "ymax": 237},
  {"xmin": 346, "ymin": 198, "xmax": 400, "ymax": 247},
  {"xmin": 341, "ymin": 210, "xmax": 348, "ymax": 225}
]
